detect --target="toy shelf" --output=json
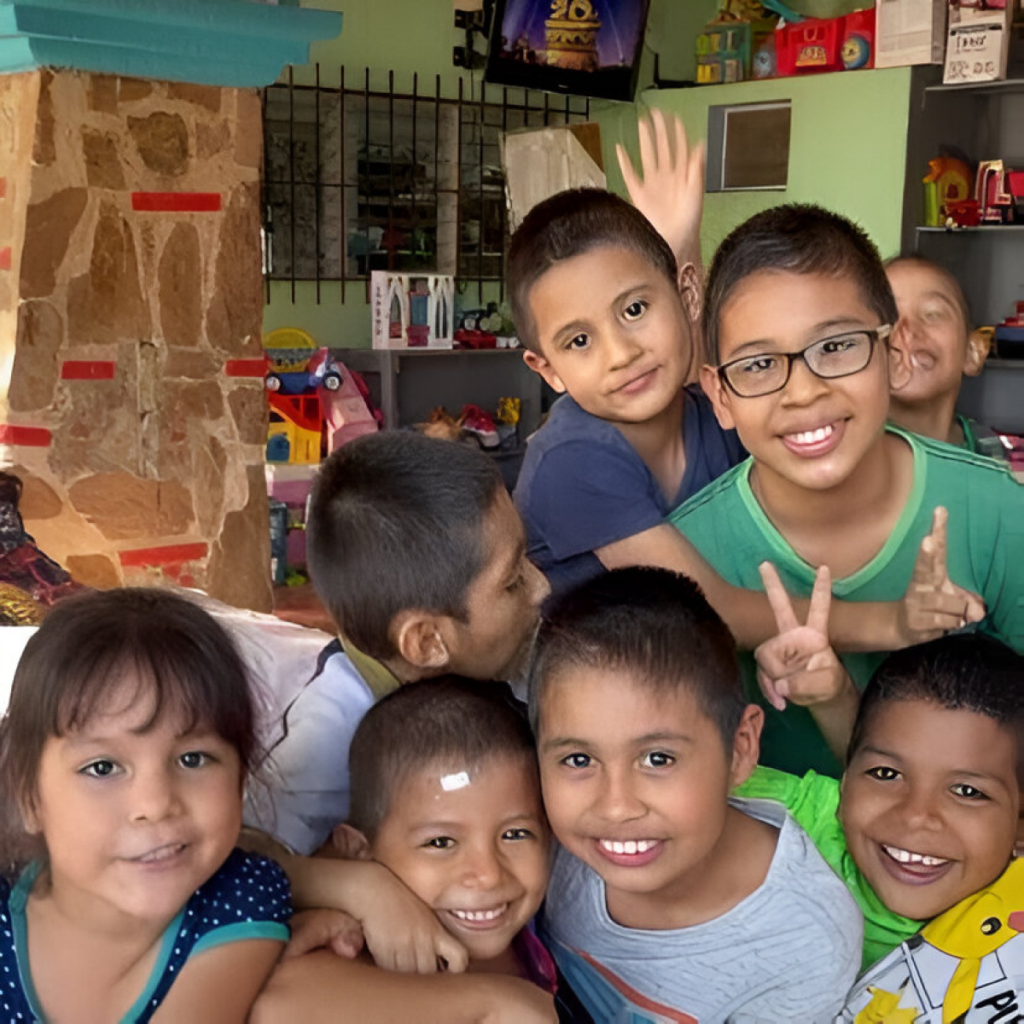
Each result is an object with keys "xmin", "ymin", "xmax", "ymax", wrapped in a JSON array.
[
  {"xmin": 916, "ymin": 225, "xmax": 1024, "ymax": 233},
  {"xmin": 958, "ymin": 359, "xmax": 1024, "ymax": 436},
  {"xmin": 332, "ymin": 346, "xmax": 551, "ymax": 488},
  {"xmin": 374, "ymin": 346, "xmax": 525, "ymax": 356},
  {"xmin": 924, "ymin": 78, "xmax": 1024, "ymax": 95}
]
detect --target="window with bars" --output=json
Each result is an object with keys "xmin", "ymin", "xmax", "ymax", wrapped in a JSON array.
[{"xmin": 262, "ymin": 67, "xmax": 590, "ymax": 301}]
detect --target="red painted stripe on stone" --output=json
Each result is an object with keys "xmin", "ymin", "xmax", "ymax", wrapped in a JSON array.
[
  {"xmin": 61, "ymin": 360, "xmax": 116, "ymax": 380},
  {"xmin": 0, "ymin": 247, "xmax": 11, "ymax": 270},
  {"xmin": 225, "ymin": 358, "xmax": 267, "ymax": 377},
  {"xmin": 118, "ymin": 543, "xmax": 209, "ymax": 568},
  {"xmin": 131, "ymin": 192, "xmax": 222, "ymax": 213},
  {"xmin": 0, "ymin": 424, "xmax": 52, "ymax": 447},
  {"xmin": 0, "ymin": 178, "xmax": 6, "ymax": 198}
]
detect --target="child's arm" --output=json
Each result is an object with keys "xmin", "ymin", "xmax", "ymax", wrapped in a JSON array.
[
  {"xmin": 151, "ymin": 939, "xmax": 284, "ymax": 1024},
  {"xmin": 597, "ymin": 509, "xmax": 983, "ymax": 651},
  {"xmin": 617, "ymin": 109, "xmax": 705, "ymax": 274},
  {"xmin": 755, "ymin": 563, "xmax": 859, "ymax": 762},
  {"xmin": 285, "ymin": 908, "xmax": 364, "ymax": 960},
  {"xmin": 250, "ymin": 950, "xmax": 558, "ymax": 1024},
  {"xmin": 272, "ymin": 846, "xmax": 469, "ymax": 974}
]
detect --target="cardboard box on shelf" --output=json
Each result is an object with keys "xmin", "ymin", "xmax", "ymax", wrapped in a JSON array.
[
  {"xmin": 875, "ymin": 0, "xmax": 946, "ymax": 68},
  {"xmin": 943, "ymin": 0, "xmax": 1014, "ymax": 84}
]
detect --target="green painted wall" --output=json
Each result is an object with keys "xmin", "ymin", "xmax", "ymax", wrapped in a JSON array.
[{"xmin": 595, "ymin": 67, "xmax": 914, "ymax": 267}]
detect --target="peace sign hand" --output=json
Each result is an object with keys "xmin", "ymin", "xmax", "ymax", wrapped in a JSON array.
[
  {"xmin": 898, "ymin": 507, "xmax": 986, "ymax": 646},
  {"xmin": 754, "ymin": 562, "xmax": 854, "ymax": 712}
]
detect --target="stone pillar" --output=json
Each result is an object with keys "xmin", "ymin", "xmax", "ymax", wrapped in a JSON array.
[{"xmin": 0, "ymin": 70, "xmax": 273, "ymax": 610}]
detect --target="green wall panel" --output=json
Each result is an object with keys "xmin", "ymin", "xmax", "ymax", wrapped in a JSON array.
[{"xmin": 595, "ymin": 68, "xmax": 913, "ymax": 266}]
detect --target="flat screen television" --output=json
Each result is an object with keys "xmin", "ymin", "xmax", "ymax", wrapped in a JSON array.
[{"xmin": 485, "ymin": 0, "xmax": 652, "ymax": 103}]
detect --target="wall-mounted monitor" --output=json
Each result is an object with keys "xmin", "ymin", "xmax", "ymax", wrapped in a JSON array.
[{"xmin": 485, "ymin": 0, "xmax": 652, "ymax": 103}]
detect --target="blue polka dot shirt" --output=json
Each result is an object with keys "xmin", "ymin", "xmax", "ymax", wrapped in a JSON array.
[{"xmin": 0, "ymin": 849, "xmax": 290, "ymax": 1022}]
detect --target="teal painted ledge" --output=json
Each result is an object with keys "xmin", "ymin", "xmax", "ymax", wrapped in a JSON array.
[{"xmin": 0, "ymin": 0, "xmax": 341, "ymax": 87}]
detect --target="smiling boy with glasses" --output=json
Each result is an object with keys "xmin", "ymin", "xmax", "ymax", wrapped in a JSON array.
[{"xmin": 671, "ymin": 203, "xmax": 1024, "ymax": 778}]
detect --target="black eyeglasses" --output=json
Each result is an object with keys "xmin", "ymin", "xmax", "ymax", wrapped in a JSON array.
[{"xmin": 717, "ymin": 325, "xmax": 892, "ymax": 398}]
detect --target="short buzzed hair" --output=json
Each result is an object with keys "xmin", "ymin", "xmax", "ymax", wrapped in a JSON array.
[
  {"xmin": 702, "ymin": 204, "xmax": 899, "ymax": 365},
  {"xmin": 529, "ymin": 567, "xmax": 746, "ymax": 750},
  {"xmin": 848, "ymin": 634, "xmax": 1023, "ymax": 765},
  {"xmin": 507, "ymin": 188, "xmax": 678, "ymax": 353},
  {"xmin": 348, "ymin": 677, "xmax": 536, "ymax": 841},
  {"xmin": 306, "ymin": 432, "xmax": 503, "ymax": 660}
]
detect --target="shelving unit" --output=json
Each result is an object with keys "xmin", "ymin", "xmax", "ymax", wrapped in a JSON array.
[
  {"xmin": 332, "ymin": 346, "xmax": 550, "ymax": 488},
  {"xmin": 902, "ymin": 67, "xmax": 1023, "ymax": 431}
]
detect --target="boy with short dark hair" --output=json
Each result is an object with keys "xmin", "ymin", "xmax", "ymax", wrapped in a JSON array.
[
  {"xmin": 672, "ymin": 203, "xmax": 1024, "ymax": 777},
  {"xmin": 739, "ymin": 632, "xmax": 1022, "ymax": 971},
  {"xmin": 245, "ymin": 430, "xmax": 549, "ymax": 857},
  {"xmin": 531, "ymin": 566, "xmax": 862, "ymax": 1023},
  {"xmin": 886, "ymin": 255, "xmax": 1005, "ymax": 458},
  {"xmin": 252, "ymin": 678, "xmax": 570, "ymax": 1024},
  {"xmin": 509, "ymin": 186, "xmax": 745, "ymax": 601}
]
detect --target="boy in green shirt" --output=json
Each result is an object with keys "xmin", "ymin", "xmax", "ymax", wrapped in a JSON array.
[
  {"xmin": 738, "ymin": 633, "xmax": 1022, "ymax": 970},
  {"xmin": 671, "ymin": 203, "xmax": 1024, "ymax": 776},
  {"xmin": 886, "ymin": 255, "xmax": 1007, "ymax": 460}
]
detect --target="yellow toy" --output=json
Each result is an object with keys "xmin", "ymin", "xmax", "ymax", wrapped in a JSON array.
[
  {"xmin": 845, "ymin": 859, "xmax": 1023, "ymax": 1024},
  {"xmin": 921, "ymin": 860, "xmax": 1023, "ymax": 1023}
]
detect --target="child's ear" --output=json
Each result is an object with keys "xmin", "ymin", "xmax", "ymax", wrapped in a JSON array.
[
  {"xmin": 325, "ymin": 823, "xmax": 373, "ymax": 861},
  {"xmin": 19, "ymin": 797, "xmax": 40, "ymax": 836},
  {"xmin": 729, "ymin": 705, "xmax": 764, "ymax": 788},
  {"xmin": 522, "ymin": 348, "xmax": 566, "ymax": 394},
  {"xmin": 963, "ymin": 329, "xmax": 990, "ymax": 378},
  {"xmin": 676, "ymin": 261, "xmax": 703, "ymax": 327},
  {"xmin": 886, "ymin": 334, "xmax": 912, "ymax": 392},
  {"xmin": 699, "ymin": 363, "xmax": 736, "ymax": 431},
  {"xmin": 392, "ymin": 610, "xmax": 450, "ymax": 672}
]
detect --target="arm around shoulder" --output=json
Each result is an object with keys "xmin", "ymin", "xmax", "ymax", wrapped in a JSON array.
[
  {"xmin": 250, "ymin": 951, "xmax": 557, "ymax": 1024},
  {"xmin": 597, "ymin": 524, "xmax": 784, "ymax": 649}
]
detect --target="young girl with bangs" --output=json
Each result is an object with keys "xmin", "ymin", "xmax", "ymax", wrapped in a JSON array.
[{"xmin": 0, "ymin": 588, "xmax": 290, "ymax": 1023}]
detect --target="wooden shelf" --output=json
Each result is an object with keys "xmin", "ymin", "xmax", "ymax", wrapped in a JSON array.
[
  {"xmin": 916, "ymin": 225, "xmax": 1024, "ymax": 234},
  {"xmin": 924, "ymin": 78, "xmax": 1024, "ymax": 94}
]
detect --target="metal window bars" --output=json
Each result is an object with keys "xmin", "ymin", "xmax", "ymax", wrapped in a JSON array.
[{"xmin": 262, "ymin": 66, "xmax": 590, "ymax": 304}]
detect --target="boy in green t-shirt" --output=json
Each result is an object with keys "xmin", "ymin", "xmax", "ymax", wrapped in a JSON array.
[
  {"xmin": 738, "ymin": 633, "xmax": 1022, "ymax": 970},
  {"xmin": 886, "ymin": 255, "xmax": 1006, "ymax": 460},
  {"xmin": 671, "ymin": 203, "xmax": 1024, "ymax": 776}
]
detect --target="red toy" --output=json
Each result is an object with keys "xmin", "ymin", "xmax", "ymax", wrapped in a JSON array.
[
  {"xmin": 945, "ymin": 198, "xmax": 983, "ymax": 227},
  {"xmin": 976, "ymin": 160, "xmax": 1016, "ymax": 224},
  {"xmin": 454, "ymin": 329, "xmax": 498, "ymax": 350},
  {"xmin": 776, "ymin": 16, "xmax": 843, "ymax": 74}
]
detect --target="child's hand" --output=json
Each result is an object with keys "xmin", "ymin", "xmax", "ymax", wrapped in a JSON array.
[
  {"xmin": 617, "ymin": 109, "xmax": 705, "ymax": 270},
  {"xmin": 355, "ymin": 862, "xmax": 469, "ymax": 975},
  {"xmin": 899, "ymin": 507, "xmax": 986, "ymax": 645},
  {"xmin": 755, "ymin": 562, "xmax": 853, "ymax": 711},
  {"xmin": 285, "ymin": 908, "xmax": 364, "ymax": 960}
]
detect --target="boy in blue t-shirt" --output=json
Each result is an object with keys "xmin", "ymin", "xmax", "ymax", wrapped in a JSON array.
[{"xmin": 510, "ymin": 185, "xmax": 745, "ymax": 599}]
